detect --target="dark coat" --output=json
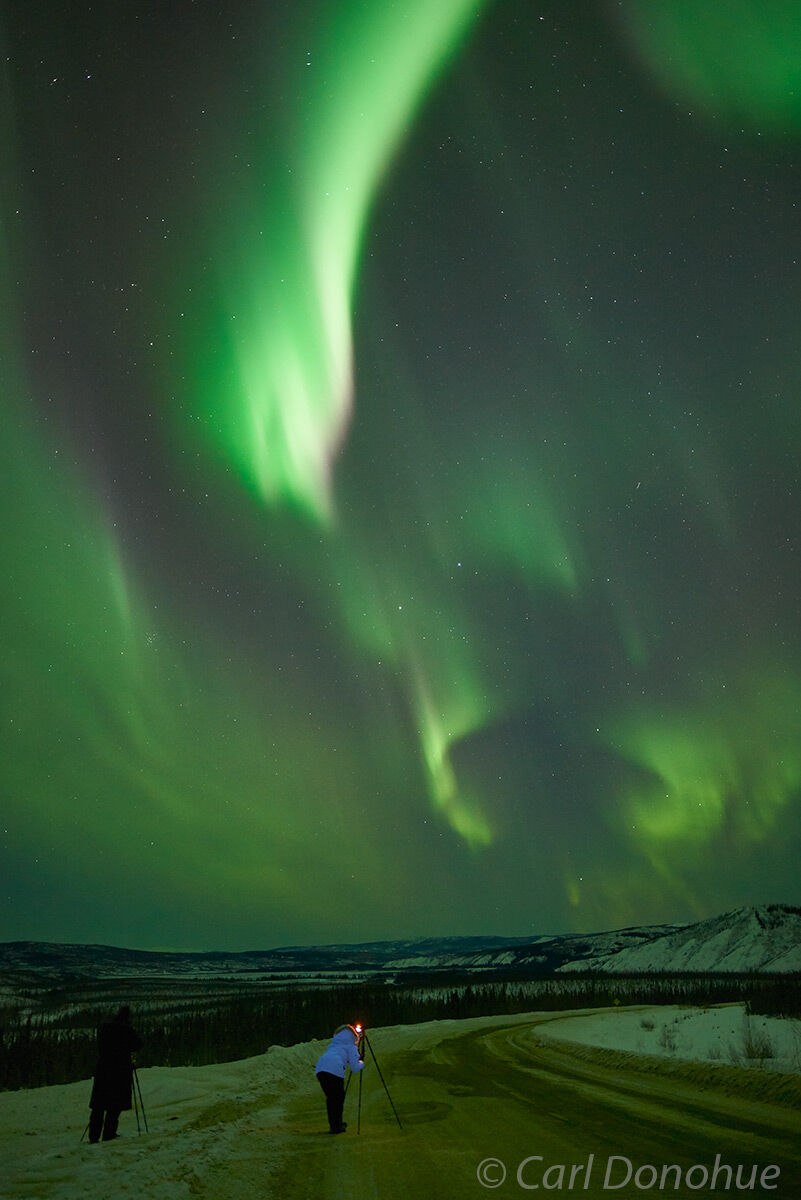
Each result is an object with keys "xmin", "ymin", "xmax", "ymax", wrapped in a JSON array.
[{"xmin": 89, "ymin": 1016, "xmax": 142, "ymax": 1112}]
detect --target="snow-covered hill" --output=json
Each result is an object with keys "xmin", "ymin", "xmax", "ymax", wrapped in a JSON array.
[
  {"xmin": 381, "ymin": 922, "xmax": 684, "ymax": 973},
  {"xmin": 1, "ymin": 905, "xmax": 799, "ymax": 984},
  {"xmin": 0, "ymin": 925, "xmax": 680, "ymax": 983},
  {"xmin": 557, "ymin": 906, "xmax": 801, "ymax": 974}
]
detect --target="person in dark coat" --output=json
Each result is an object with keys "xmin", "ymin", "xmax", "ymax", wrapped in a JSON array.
[{"xmin": 88, "ymin": 1005, "xmax": 142, "ymax": 1143}]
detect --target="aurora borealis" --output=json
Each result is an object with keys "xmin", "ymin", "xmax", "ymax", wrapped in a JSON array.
[{"xmin": 2, "ymin": 0, "xmax": 801, "ymax": 950}]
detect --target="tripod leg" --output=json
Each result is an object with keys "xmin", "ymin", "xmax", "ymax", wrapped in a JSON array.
[
  {"xmin": 364, "ymin": 1035, "xmax": 403, "ymax": 1129},
  {"xmin": 132, "ymin": 1077, "xmax": 141, "ymax": 1135},
  {"xmin": 134, "ymin": 1068, "xmax": 149, "ymax": 1133},
  {"xmin": 357, "ymin": 1061, "xmax": 363, "ymax": 1134}
]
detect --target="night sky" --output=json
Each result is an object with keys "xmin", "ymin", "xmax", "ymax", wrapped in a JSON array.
[{"xmin": 3, "ymin": 1, "xmax": 801, "ymax": 951}]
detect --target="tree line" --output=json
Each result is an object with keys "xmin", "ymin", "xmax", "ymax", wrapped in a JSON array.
[{"xmin": 1, "ymin": 972, "xmax": 798, "ymax": 1091}]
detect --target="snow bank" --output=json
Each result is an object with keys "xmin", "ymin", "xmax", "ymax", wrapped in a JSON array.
[
  {"xmin": 0, "ymin": 1038, "xmax": 326, "ymax": 1200},
  {"xmin": 534, "ymin": 1003, "xmax": 801, "ymax": 1073},
  {"xmin": 0, "ymin": 1011, "xmax": 542, "ymax": 1200}
]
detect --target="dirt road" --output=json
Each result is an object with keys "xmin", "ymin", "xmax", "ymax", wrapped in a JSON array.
[{"xmin": 262, "ymin": 1014, "xmax": 801, "ymax": 1200}]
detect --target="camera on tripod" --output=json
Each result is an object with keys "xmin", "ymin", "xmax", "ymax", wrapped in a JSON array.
[{"xmin": 342, "ymin": 1023, "xmax": 402, "ymax": 1132}]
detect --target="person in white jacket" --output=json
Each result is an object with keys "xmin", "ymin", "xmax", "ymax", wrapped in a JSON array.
[{"xmin": 314, "ymin": 1024, "xmax": 364, "ymax": 1133}]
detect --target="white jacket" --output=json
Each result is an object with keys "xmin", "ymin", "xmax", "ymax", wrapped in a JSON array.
[{"xmin": 314, "ymin": 1028, "xmax": 365, "ymax": 1078}]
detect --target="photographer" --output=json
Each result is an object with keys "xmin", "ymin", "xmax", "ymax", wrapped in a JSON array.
[
  {"xmin": 314, "ymin": 1023, "xmax": 364, "ymax": 1134},
  {"xmin": 88, "ymin": 1005, "xmax": 142, "ymax": 1143}
]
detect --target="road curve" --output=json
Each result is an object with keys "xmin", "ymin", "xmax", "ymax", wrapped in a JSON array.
[{"xmin": 263, "ymin": 1013, "xmax": 801, "ymax": 1200}]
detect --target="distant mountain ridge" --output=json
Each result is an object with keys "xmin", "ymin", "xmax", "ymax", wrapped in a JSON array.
[
  {"xmin": 1, "ymin": 905, "xmax": 799, "ymax": 982},
  {"xmin": 0, "ymin": 934, "xmax": 529, "ymax": 982},
  {"xmin": 556, "ymin": 904, "xmax": 801, "ymax": 974}
]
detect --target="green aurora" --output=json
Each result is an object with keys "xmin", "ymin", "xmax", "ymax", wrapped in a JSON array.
[{"xmin": 2, "ymin": 0, "xmax": 801, "ymax": 948}]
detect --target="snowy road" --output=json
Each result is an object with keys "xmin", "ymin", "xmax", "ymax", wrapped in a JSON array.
[
  {"xmin": 2, "ymin": 1011, "xmax": 800, "ymax": 1199},
  {"xmin": 268, "ymin": 1015, "xmax": 801, "ymax": 1200}
]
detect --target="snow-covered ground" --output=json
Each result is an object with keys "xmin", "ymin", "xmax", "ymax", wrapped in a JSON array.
[
  {"xmin": 2, "ymin": 1008, "xmax": 800, "ymax": 1200},
  {"xmin": 0, "ymin": 1013, "xmax": 541, "ymax": 1200},
  {"xmin": 0, "ymin": 1037, "xmax": 318, "ymax": 1200},
  {"xmin": 536, "ymin": 1003, "xmax": 801, "ymax": 1073}
]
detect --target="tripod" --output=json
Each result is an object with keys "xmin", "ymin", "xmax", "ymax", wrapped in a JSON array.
[
  {"xmin": 132, "ymin": 1065, "xmax": 149, "ymax": 1134},
  {"xmin": 80, "ymin": 1067, "xmax": 147, "ymax": 1142},
  {"xmin": 345, "ymin": 1029, "xmax": 402, "ymax": 1133}
]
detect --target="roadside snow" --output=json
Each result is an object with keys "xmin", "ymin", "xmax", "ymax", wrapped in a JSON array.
[
  {"xmin": 535, "ymin": 1003, "xmax": 801, "ymax": 1073},
  {"xmin": 0, "ymin": 1012, "xmax": 539, "ymax": 1200},
  {"xmin": 2, "ymin": 1006, "xmax": 799, "ymax": 1200},
  {"xmin": 0, "ymin": 1039, "xmax": 321, "ymax": 1200}
]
